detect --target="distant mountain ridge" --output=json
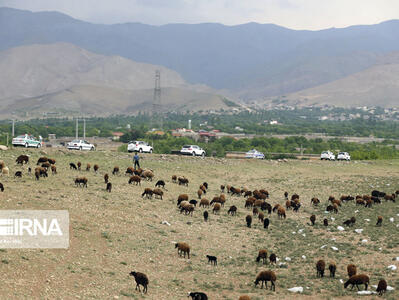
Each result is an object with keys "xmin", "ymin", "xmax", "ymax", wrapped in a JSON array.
[{"xmin": 1, "ymin": 7, "xmax": 399, "ymax": 103}]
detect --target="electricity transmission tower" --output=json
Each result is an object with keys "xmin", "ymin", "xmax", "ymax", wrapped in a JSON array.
[{"xmin": 152, "ymin": 70, "xmax": 162, "ymax": 130}]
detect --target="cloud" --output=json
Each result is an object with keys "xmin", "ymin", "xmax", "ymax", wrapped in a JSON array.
[{"xmin": 0, "ymin": 0, "xmax": 398, "ymax": 29}]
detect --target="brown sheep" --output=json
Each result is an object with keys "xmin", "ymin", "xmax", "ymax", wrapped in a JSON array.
[
  {"xmin": 253, "ymin": 207, "xmax": 259, "ymax": 216},
  {"xmin": 112, "ymin": 166, "xmax": 119, "ymax": 175},
  {"xmin": 77, "ymin": 162, "xmax": 81, "ymax": 170},
  {"xmin": 220, "ymin": 185, "xmax": 225, "ymax": 193},
  {"xmin": 199, "ymin": 198, "xmax": 210, "ymax": 208},
  {"xmin": 332, "ymin": 203, "xmax": 339, "ymax": 214},
  {"xmin": 178, "ymin": 177, "xmax": 189, "ymax": 186},
  {"xmin": 106, "ymin": 182, "xmax": 112, "ymax": 193},
  {"xmin": 244, "ymin": 190, "xmax": 252, "ymax": 198},
  {"xmin": 384, "ymin": 194, "xmax": 396, "ymax": 202},
  {"xmin": 376, "ymin": 216, "xmax": 383, "ymax": 226},
  {"xmin": 365, "ymin": 199, "xmax": 373, "ymax": 208},
  {"xmin": 126, "ymin": 167, "xmax": 134, "ymax": 175},
  {"xmin": 347, "ymin": 264, "xmax": 357, "ymax": 278},
  {"xmin": 200, "ymin": 185, "xmax": 206, "ymax": 193},
  {"xmin": 277, "ymin": 207, "xmax": 286, "ymax": 219},
  {"xmin": 344, "ymin": 274, "xmax": 369, "ymax": 291},
  {"xmin": 34, "ymin": 167, "xmax": 47, "ymax": 179},
  {"xmin": 238, "ymin": 296, "xmax": 250, "ymax": 300},
  {"xmin": 212, "ymin": 203, "xmax": 221, "ymax": 214},
  {"xmin": 197, "ymin": 189, "xmax": 203, "ymax": 199},
  {"xmin": 311, "ymin": 197, "xmax": 320, "ymax": 206},
  {"xmin": 285, "ymin": 200, "xmax": 291, "ymax": 210},
  {"xmin": 376, "ymin": 279, "xmax": 387, "ymax": 296},
  {"xmin": 104, "ymin": 173, "xmax": 109, "ymax": 183},
  {"xmin": 227, "ymin": 205, "xmax": 237, "ymax": 216},
  {"xmin": 272, "ymin": 204, "xmax": 281, "ymax": 213},
  {"xmin": 175, "ymin": 242, "xmax": 190, "ymax": 258},
  {"xmin": 1, "ymin": 166, "xmax": 9, "ymax": 176},
  {"xmin": 51, "ymin": 165, "xmax": 57, "ymax": 174},
  {"xmin": 48, "ymin": 158, "xmax": 56, "ymax": 165},
  {"xmin": 36, "ymin": 157, "xmax": 48, "ymax": 165},
  {"xmin": 180, "ymin": 203, "xmax": 194, "ymax": 216},
  {"xmin": 254, "ymin": 270, "xmax": 276, "ymax": 291},
  {"xmin": 141, "ymin": 188, "xmax": 153, "ymax": 199},
  {"xmin": 256, "ymin": 249, "xmax": 268, "ymax": 264},
  {"xmin": 245, "ymin": 197, "xmax": 256, "ymax": 208},
  {"xmin": 129, "ymin": 271, "xmax": 149, "ymax": 294},
  {"xmin": 329, "ymin": 262, "xmax": 336, "ymax": 277},
  {"xmin": 356, "ymin": 198, "xmax": 365, "ymax": 206},
  {"xmin": 310, "ymin": 214, "xmax": 316, "ymax": 226},
  {"xmin": 16, "ymin": 155, "xmax": 29, "ymax": 165},
  {"xmin": 93, "ymin": 164, "xmax": 99, "ymax": 173},
  {"xmin": 75, "ymin": 177, "xmax": 88, "ymax": 188},
  {"xmin": 258, "ymin": 212, "xmax": 265, "ymax": 222},
  {"xmin": 269, "ymin": 253, "xmax": 277, "ymax": 264},
  {"xmin": 316, "ymin": 260, "xmax": 326, "ymax": 277},
  {"xmin": 177, "ymin": 194, "xmax": 189, "ymax": 206},
  {"xmin": 172, "ymin": 175, "xmax": 177, "ymax": 183},
  {"xmin": 291, "ymin": 194, "xmax": 299, "ymax": 201},
  {"xmin": 332, "ymin": 199, "xmax": 342, "ymax": 207},
  {"xmin": 246, "ymin": 215, "xmax": 252, "ymax": 227},
  {"xmin": 153, "ymin": 188, "xmax": 163, "ymax": 200},
  {"xmin": 142, "ymin": 170, "xmax": 154, "ymax": 181},
  {"xmin": 86, "ymin": 163, "xmax": 91, "ymax": 171},
  {"xmin": 129, "ymin": 175, "xmax": 141, "ymax": 185},
  {"xmin": 284, "ymin": 191, "xmax": 288, "ymax": 199},
  {"xmin": 41, "ymin": 162, "xmax": 51, "ymax": 169}
]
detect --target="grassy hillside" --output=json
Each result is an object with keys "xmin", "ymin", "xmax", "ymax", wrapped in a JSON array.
[{"xmin": 0, "ymin": 149, "xmax": 398, "ymax": 299}]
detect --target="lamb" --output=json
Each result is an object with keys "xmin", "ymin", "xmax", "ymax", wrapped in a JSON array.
[
  {"xmin": 376, "ymin": 216, "xmax": 383, "ymax": 226},
  {"xmin": 227, "ymin": 205, "xmax": 237, "ymax": 216},
  {"xmin": 51, "ymin": 165, "xmax": 57, "ymax": 174},
  {"xmin": 284, "ymin": 191, "xmax": 288, "ymax": 200},
  {"xmin": 212, "ymin": 203, "xmax": 221, "ymax": 214},
  {"xmin": 254, "ymin": 270, "xmax": 276, "ymax": 291},
  {"xmin": 153, "ymin": 188, "xmax": 163, "ymax": 200},
  {"xmin": 188, "ymin": 292, "xmax": 208, "ymax": 300},
  {"xmin": 175, "ymin": 242, "xmax": 190, "ymax": 258},
  {"xmin": 86, "ymin": 163, "xmax": 91, "ymax": 171},
  {"xmin": 0, "ymin": 182, "xmax": 4, "ymax": 192},
  {"xmin": 347, "ymin": 264, "xmax": 357, "ymax": 278},
  {"xmin": 277, "ymin": 207, "xmax": 286, "ymax": 219},
  {"xmin": 141, "ymin": 188, "xmax": 153, "ymax": 199},
  {"xmin": 329, "ymin": 262, "xmax": 336, "ymax": 277},
  {"xmin": 189, "ymin": 200, "xmax": 197, "ymax": 206},
  {"xmin": 77, "ymin": 162, "xmax": 81, "ymax": 170},
  {"xmin": 129, "ymin": 271, "xmax": 148, "ymax": 294},
  {"xmin": 14, "ymin": 171, "xmax": 22, "ymax": 178},
  {"xmin": 206, "ymin": 255, "xmax": 217, "ymax": 266},
  {"xmin": 69, "ymin": 163, "xmax": 78, "ymax": 170},
  {"xmin": 155, "ymin": 180, "xmax": 165, "ymax": 189},
  {"xmin": 106, "ymin": 182, "xmax": 112, "ymax": 193},
  {"xmin": 256, "ymin": 249, "xmax": 268, "ymax": 264},
  {"xmin": 16, "ymin": 155, "xmax": 29, "ymax": 165},
  {"xmin": 344, "ymin": 274, "xmax": 369, "ymax": 291},
  {"xmin": 36, "ymin": 157, "xmax": 48, "ymax": 165},
  {"xmin": 129, "ymin": 175, "xmax": 141, "ymax": 185},
  {"xmin": 112, "ymin": 166, "xmax": 119, "ymax": 175},
  {"xmin": 285, "ymin": 200, "xmax": 291, "ymax": 210},
  {"xmin": 74, "ymin": 177, "xmax": 88, "ymax": 188},
  {"xmin": 316, "ymin": 260, "xmax": 326, "ymax": 277},
  {"xmin": 199, "ymin": 198, "xmax": 210, "ymax": 208},
  {"xmin": 93, "ymin": 164, "xmax": 99, "ymax": 173},
  {"xmin": 310, "ymin": 214, "xmax": 316, "ymax": 226},
  {"xmin": 178, "ymin": 177, "xmax": 189, "ymax": 186},
  {"xmin": 104, "ymin": 173, "xmax": 109, "ymax": 183},
  {"xmin": 323, "ymin": 218, "xmax": 328, "ymax": 226},
  {"xmin": 263, "ymin": 218, "xmax": 270, "ymax": 229},
  {"xmin": 269, "ymin": 253, "xmax": 277, "ymax": 264},
  {"xmin": 376, "ymin": 279, "xmax": 387, "ymax": 295},
  {"xmin": 203, "ymin": 211, "xmax": 208, "ymax": 222},
  {"xmin": 246, "ymin": 215, "xmax": 252, "ymax": 228}
]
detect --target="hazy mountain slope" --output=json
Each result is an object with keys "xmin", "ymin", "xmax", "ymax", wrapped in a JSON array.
[{"xmin": 1, "ymin": 7, "xmax": 399, "ymax": 101}]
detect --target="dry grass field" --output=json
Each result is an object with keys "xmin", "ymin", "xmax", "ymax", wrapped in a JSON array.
[{"xmin": 0, "ymin": 148, "xmax": 398, "ymax": 299}]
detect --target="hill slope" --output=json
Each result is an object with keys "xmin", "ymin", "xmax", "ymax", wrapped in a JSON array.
[{"xmin": 1, "ymin": 7, "xmax": 399, "ymax": 102}]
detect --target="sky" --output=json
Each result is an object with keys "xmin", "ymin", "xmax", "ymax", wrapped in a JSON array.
[{"xmin": 1, "ymin": 0, "xmax": 399, "ymax": 30}]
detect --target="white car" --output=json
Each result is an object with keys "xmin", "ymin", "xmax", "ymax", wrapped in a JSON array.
[
  {"xmin": 180, "ymin": 145, "xmax": 206, "ymax": 157},
  {"xmin": 245, "ymin": 149, "xmax": 265, "ymax": 159},
  {"xmin": 320, "ymin": 151, "xmax": 335, "ymax": 161},
  {"xmin": 337, "ymin": 152, "xmax": 351, "ymax": 161},
  {"xmin": 67, "ymin": 140, "xmax": 95, "ymax": 151},
  {"xmin": 12, "ymin": 134, "xmax": 42, "ymax": 148},
  {"xmin": 128, "ymin": 141, "xmax": 153, "ymax": 153}
]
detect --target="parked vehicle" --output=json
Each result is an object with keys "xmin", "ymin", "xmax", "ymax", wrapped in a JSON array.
[
  {"xmin": 337, "ymin": 152, "xmax": 351, "ymax": 161},
  {"xmin": 127, "ymin": 141, "xmax": 153, "ymax": 153},
  {"xmin": 67, "ymin": 140, "xmax": 95, "ymax": 151},
  {"xmin": 320, "ymin": 151, "xmax": 335, "ymax": 161},
  {"xmin": 245, "ymin": 149, "xmax": 265, "ymax": 159},
  {"xmin": 12, "ymin": 134, "xmax": 42, "ymax": 148},
  {"xmin": 180, "ymin": 145, "xmax": 206, "ymax": 157}
]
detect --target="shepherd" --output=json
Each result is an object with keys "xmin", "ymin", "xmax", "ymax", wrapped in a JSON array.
[{"xmin": 133, "ymin": 151, "xmax": 140, "ymax": 170}]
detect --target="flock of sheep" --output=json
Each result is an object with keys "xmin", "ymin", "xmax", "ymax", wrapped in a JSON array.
[{"xmin": 0, "ymin": 153, "xmax": 397, "ymax": 299}]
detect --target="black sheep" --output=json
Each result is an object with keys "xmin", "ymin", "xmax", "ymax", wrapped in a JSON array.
[
  {"xmin": 106, "ymin": 182, "xmax": 112, "ymax": 193},
  {"xmin": 69, "ymin": 163, "xmax": 77, "ymax": 170},
  {"xmin": 129, "ymin": 271, "xmax": 149, "ymax": 294},
  {"xmin": 263, "ymin": 218, "xmax": 270, "ymax": 229},
  {"xmin": 189, "ymin": 200, "xmax": 198, "ymax": 207},
  {"xmin": 188, "ymin": 292, "xmax": 208, "ymax": 300},
  {"xmin": 206, "ymin": 255, "xmax": 217, "ymax": 266},
  {"xmin": 323, "ymin": 218, "xmax": 328, "ymax": 226},
  {"xmin": 246, "ymin": 215, "xmax": 252, "ymax": 228},
  {"xmin": 0, "ymin": 182, "xmax": 4, "ymax": 192},
  {"xmin": 155, "ymin": 180, "xmax": 165, "ymax": 189},
  {"xmin": 203, "ymin": 211, "xmax": 208, "ymax": 222},
  {"xmin": 14, "ymin": 171, "xmax": 22, "ymax": 178}
]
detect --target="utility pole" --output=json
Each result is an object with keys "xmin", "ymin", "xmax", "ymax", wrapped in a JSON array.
[
  {"xmin": 83, "ymin": 118, "xmax": 86, "ymax": 140},
  {"xmin": 152, "ymin": 70, "xmax": 162, "ymax": 130},
  {"xmin": 75, "ymin": 118, "xmax": 79, "ymax": 140},
  {"xmin": 12, "ymin": 119, "xmax": 15, "ymax": 137}
]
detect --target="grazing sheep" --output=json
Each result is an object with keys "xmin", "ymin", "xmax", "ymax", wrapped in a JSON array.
[
  {"xmin": 36, "ymin": 157, "xmax": 48, "ymax": 165},
  {"xmin": 260, "ymin": 202, "xmax": 272, "ymax": 214},
  {"xmin": 365, "ymin": 199, "xmax": 373, "ymax": 208},
  {"xmin": 202, "ymin": 182, "xmax": 208, "ymax": 189},
  {"xmin": 189, "ymin": 199, "xmax": 198, "ymax": 206},
  {"xmin": 210, "ymin": 196, "xmax": 225, "ymax": 207},
  {"xmin": 220, "ymin": 185, "xmax": 225, "ymax": 193},
  {"xmin": 244, "ymin": 190, "xmax": 252, "ymax": 198},
  {"xmin": 230, "ymin": 186, "xmax": 241, "ymax": 196},
  {"xmin": 263, "ymin": 218, "xmax": 270, "ymax": 229},
  {"xmin": 344, "ymin": 274, "xmax": 369, "ymax": 291},
  {"xmin": 376, "ymin": 216, "xmax": 383, "ymax": 226},
  {"xmin": 86, "ymin": 163, "xmax": 91, "ymax": 171},
  {"xmin": 326, "ymin": 205, "xmax": 334, "ymax": 212},
  {"xmin": 180, "ymin": 203, "xmax": 194, "ymax": 216},
  {"xmin": 269, "ymin": 253, "xmax": 277, "ymax": 264},
  {"xmin": 93, "ymin": 164, "xmax": 99, "ymax": 173},
  {"xmin": 332, "ymin": 199, "xmax": 342, "ymax": 207},
  {"xmin": 134, "ymin": 168, "xmax": 143, "ymax": 176},
  {"xmin": 200, "ymin": 185, "xmax": 207, "ymax": 194},
  {"xmin": 284, "ymin": 191, "xmax": 288, "ymax": 200},
  {"xmin": 172, "ymin": 175, "xmax": 177, "ymax": 183},
  {"xmin": 77, "ymin": 162, "xmax": 81, "ymax": 170},
  {"xmin": 178, "ymin": 177, "xmax": 189, "ymax": 186},
  {"xmin": 199, "ymin": 198, "xmax": 210, "ymax": 208},
  {"xmin": 51, "ymin": 165, "xmax": 57, "ymax": 174},
  {"xmin": 228, "ymin": 205, "xmax": 237, "ymax": 216},
  {"xmin": 128, "ymin": 175, "xmax": 141, "ymax": 185},
  {"xmin": 153, "ymin": 188, "xmax": 164, "ymax": 200},
  {"xmin": 256, "ymin": 249, "xmax": 268, "ymax": 264},
  {"xmin": 329, "ymin": 262, "xmax": 337, "ymax": 277},
  {"xmin": 332, "ymin": 203, "xmax": 339, "ymax": 214},
  {"xmin": 112, "ymin": 166, "xmax": 119, "ymax": 175},
  {"xmin": 41, "ymin": 162, "xmax": 51, "ymax": 169},
  {"xmin": 141, "ymin": 188, "xmax": 153, "ymax": 199},
  {"xmin": 239, "ymin": 296, "xmax": 250, "ymax": 300},
  {"xmin": 74, "ymin": 177, "xmax": 88, "ymax": 188},
  {"xmin": 104, "ymin": 173, "xmax": 109, "ymax": 183},
  {"xmin": 206, "ymin": 255, "xmax": 217, "ymax": 266},
  {"xmin": 177, "ymin": 194, "xmax": 189, "ymax": 206},
  {"xmin": 272, "ymin": 204, "xmax": 281, "ymax": 213},
  {"xmin": 316, "ymin": 260, "xmax": 326, "ymax": 277},
  {"xmin": 2, "ymin": 166, "xmax": 10, "ymax": 176},
  {"xmin": 28, "ymin": 167, "xmax": 31, "ymax": 174},
  {"xmin": 34, "ymin": 167, "xmax": 48, "ymax": 179},
  {"xmin": 106, "ymin": 182, "xmax": 112, "ymax": 193},
  {"xmin": 253, "ymin": 207, "xmax": 259, "ymax": 216},
  {"xmin": 197, "ymin": 189, "xmax": 203, "ymax": 199},
  {"xmin": 213, "ymin": 203, "xmax": 221, "ymax": 214},
  {"xmin": 246, "ymin": 215, "xmax": 252, "ymax": 228},
  {"xmin": 203, "ymin": 211, "xmax": 208, "ymax": 222},
  {"xmin": 16, "ymin": 155, "xmax": 29, "ymax": 165},
  {"xmin": 311, "ymin": 197, "xmax": 320, "ymax": 206},
  {"xmin": 384, "ymin": 194, "xmax": 396, "ymax": 202},
  {"xmin": 277, "ymin": 207, "xmax": 286, "ymax": 219},
  {"xmin": 155, "ymin": 180, "xmax": 165, "ymax": 189},
  {"xmin": 254, "ymin": 270, "xmax": 276, "ymax": 291},
  {"xmin": 69, "ymin": 163, "xmax": 77, "ymax": 170},
  {"xmin": 175, "ymin": 242, "xmax": 190, "ymax": 258},
  {"xmin": 376, "ymin": 279, "xmax": 387, "ymax": 295},
  {"xmin": 343, "ymin": 219, "xmax": 352, "ymax": 226},
  {"xmin": 323, "ymin": 218, "xmax": 328, "ymax": 226},
  {"xmin": 188, "ymin": 292, "xmax": 208, "ymax": 300},
  {"xmin": 245, "ymin": 197, "xmax": 255, "ymax": 208},
  {"xmin": 126, "ymin": 167, "xmax": 134, "ymax": 175},
  {"xmin": 0, "ymin": 182, "xmax": 4, "ymax": 192},
  {"xmin": 356, "ymin": 198, "xmax": 365, "ymax": 206},
  {"xmin": 14, "ymin": 171, "xmax": 22, "ymax": 178},
  {"xmin": 347, "ymin": 264, "xmax": 357, "ymax": 278},
  {"xmin": 142, "ymin": 170, "xmax": 154, "ymax": 181},
  {"xmin": 129, "ymin": 271, "xmax": 148, "ymax": 294},
  {"xmin": 258, "ymin": 212, "xmax": 264, "ymax": 222},
  {"xmin": 291, "ymin": 194, "xmax": 299, "ymax": 201},
  {"xmin": 310, "ymin": 214, "xmax": 316, "ymax": 226},
  {"xmin": 285, "ymin": 200, "xmax": 291, "ymax": 210},
  {"xmin": 47, "ymin": 158, "xmax": 56, "ymax": 165}
]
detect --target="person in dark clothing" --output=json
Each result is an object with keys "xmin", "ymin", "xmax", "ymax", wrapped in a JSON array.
[{"xmin": 133, "ymin": 152, "xmax": 140, "ymax": 170}]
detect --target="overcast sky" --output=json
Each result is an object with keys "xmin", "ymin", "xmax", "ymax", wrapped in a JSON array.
[{"xmin": 1, "ymin": 0, "xmax": 399, "ymax": 29}]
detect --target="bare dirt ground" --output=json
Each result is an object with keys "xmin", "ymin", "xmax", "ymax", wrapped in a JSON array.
[{"xmin": 0, "ymin": 149, "xmax": 398, "ymax": 299}]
